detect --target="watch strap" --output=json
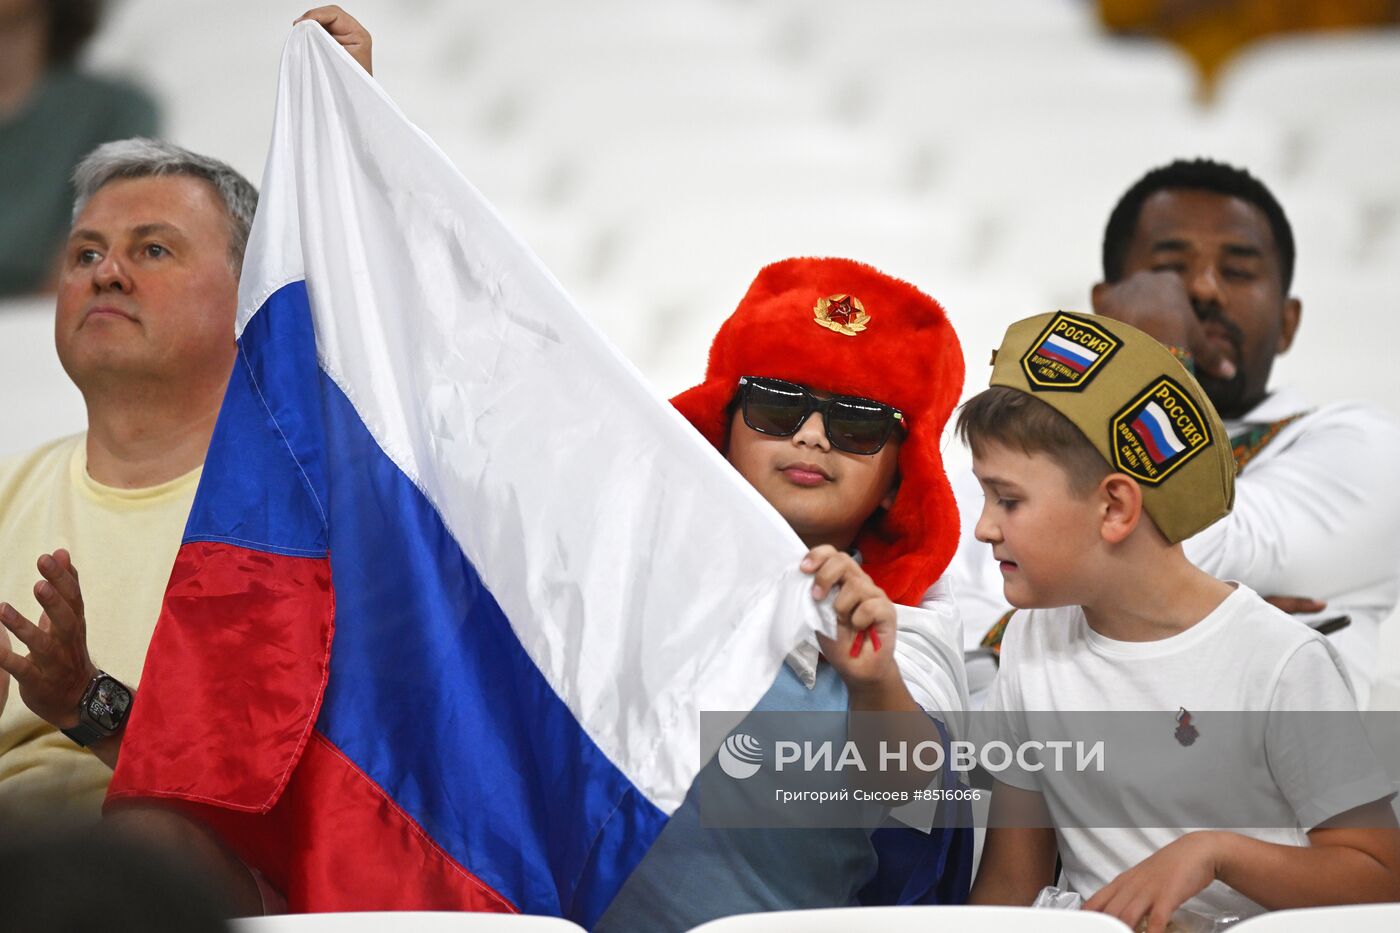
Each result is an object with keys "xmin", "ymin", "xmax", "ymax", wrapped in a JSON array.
[{"xmin": 61, "ymin": 719, "xmax": 107, "ymax": 748}]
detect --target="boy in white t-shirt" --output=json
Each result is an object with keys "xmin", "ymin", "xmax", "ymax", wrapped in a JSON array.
[{"xmin": 962, "ymin": 312, "xmax": 1400, "ymax": 930}]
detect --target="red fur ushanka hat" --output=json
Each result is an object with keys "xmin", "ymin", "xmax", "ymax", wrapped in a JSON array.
[{"xmin": 671, "ymin": 257, "xmax": 964, "ymax": 607}]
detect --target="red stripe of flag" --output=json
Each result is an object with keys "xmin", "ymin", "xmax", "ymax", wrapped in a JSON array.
[
  {"xmin": 1038, "ymin": 345, "xmax": 1089, "ymax": 372},
  {"xmin": 1131, "ymin": 417, "xmax": 1170, "ymax": 464}
]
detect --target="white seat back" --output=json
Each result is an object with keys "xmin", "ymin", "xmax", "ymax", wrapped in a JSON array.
[
  {"xmin": 1230, "ymin": 903, "xmax": 1400, "ymax": 931},
  {"xmin": 0, "ymin": 298, "xmax": 85, "ymax": 461},
  {"xmin": 231, "ymin": 911, "xmax": 586, "ymax": 932},
  {"xmin": 688, "ymin": 905, "xmax": 1132, "ymax": 932}
]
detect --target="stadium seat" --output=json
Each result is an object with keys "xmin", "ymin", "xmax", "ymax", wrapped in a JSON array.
[
  {"xmin": 687, "ymin": 905, "xmax": 1133, "ymax": 932},
  {"xmin": 600, "ymin": 197, "xmax": 972, "ymax": 376},
  {"xmin": 1292, "ymin": 120, "xmax": 1400, "ymax": 222},
  {"xmin": 563, "ymin": 124, "xmax": 921, "ymax": 222},
  {"xmin": 0, "ymin": 298, "xmax": 86, "ymax": 460},
  {"xmin": 771, "ymin": 0, "xmax": 1098, "ymax": 64},
  {"xmin": 1271, "ymin": 184, "xmax": 1369, "ymax": 270},
  {"xmin": 857, "ymin": 41, "xmax": 1198, "ymax": 152},
  {"xmin": 1228, "ymin": 903, "xmax": 1400, "ymax": 931},
  {"xmin": 931, "ymin": 110, "xmax": 1284, "ymax": 218},
  {"xmin": 230, "ymin": 912, "xmax": 586, "ymax": 932},
  {"xmin": 1215, "ymin": 32, "xmax": 1400, "ymax": 136},
  {"xmin": 84, "ymin": 0, "xmax": 275, "ymax": 183},
  {"xmin": 1270, "ymin": 268, "xmax": 1400, "ymax": 412},
  {"xmin": 473, "ymin": 0, "xmax": 770, "ymax": 74},
  {"xmin": 64, "ymin": 0, "xmax": 1400, "ymax": 434}
]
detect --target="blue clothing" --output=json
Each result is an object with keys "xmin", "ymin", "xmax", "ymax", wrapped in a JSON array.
[{"xmin": 595, "ymin": 663, "xmax": 970, "ymax": 931}]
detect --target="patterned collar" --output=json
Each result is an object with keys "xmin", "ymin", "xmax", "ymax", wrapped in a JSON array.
[
  {"xmin": 1231, "ymin": 414, "xmax": 1308, "ymax": 473},
  {"xmin": 1224, "ymin": 387, "xmax": 1312, "ymax": 473}
]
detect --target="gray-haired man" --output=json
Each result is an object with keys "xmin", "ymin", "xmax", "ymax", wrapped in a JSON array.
[{"xmin": 0, "ymin": 138, "xmax": 257, "ymax": 824}]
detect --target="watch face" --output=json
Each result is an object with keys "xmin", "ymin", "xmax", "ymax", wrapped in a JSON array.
[{"xmin": 86, "ymin": 676, "xmax": 133, "ymax": 732}]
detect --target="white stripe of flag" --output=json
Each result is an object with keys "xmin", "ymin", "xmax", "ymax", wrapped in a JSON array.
[
  {"xmin": 1141, "ymin": 402, "xmax": 1187, "ymax": 455},
  {"xmin": 1044, "ymin": 333, "xmax": 1099, "ymax": 366}
]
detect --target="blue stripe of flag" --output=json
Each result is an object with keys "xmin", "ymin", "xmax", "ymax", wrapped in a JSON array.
[
  {"xmin": 227, "ymin": 282, "xmax": 667, "ymax": 926},
  {"xmin": 1132, "ymin": 406, "xmax": 1180, "ymax": 461}
]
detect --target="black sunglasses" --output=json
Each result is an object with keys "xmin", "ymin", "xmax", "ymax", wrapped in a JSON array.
[{"xmin": 737, "ymin": 376, "xmax": 905, "ymax": 455}]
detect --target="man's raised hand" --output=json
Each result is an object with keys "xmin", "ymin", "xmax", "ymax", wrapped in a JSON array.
[
  {"xmin": 0, "ymin": 549, "xmax": 98, "ymax": 730},
  {"xmin": 296, "ymin": 5, "xmax": 373, "ymax": 74},
  {"xmin": 1092, "ymin": 270, "xmax": 1236, "ymax": 380}
]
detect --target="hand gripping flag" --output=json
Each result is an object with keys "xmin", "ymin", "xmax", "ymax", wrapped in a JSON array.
[{"xmin": 106, "ymin": 23, "xmax": 832, "ymax": 924}]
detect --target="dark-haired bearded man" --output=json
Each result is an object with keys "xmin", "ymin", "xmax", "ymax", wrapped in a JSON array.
[{"xmin": 954, "ymin": 158, "xmax": 1400, "ymax": 707}]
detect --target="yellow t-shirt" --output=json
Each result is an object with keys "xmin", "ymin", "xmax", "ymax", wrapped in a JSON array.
[{"xmin": 0, "ymin": 434, "xmax": 200, "ymax": 824}]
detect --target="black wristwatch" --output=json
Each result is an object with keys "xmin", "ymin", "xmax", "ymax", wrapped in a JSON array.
[{"xmin": 61, "ymin": 671, "xmax": 133, "ymax": 747}]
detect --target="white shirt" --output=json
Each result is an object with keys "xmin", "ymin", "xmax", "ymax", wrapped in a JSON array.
[
  {"xmin": 952, "ymin": 388, "xmax": 1400, "ymax": 707},
  {"xmin": 980, "ymin": 585, "xmax": 1394, "ymax": 919}
]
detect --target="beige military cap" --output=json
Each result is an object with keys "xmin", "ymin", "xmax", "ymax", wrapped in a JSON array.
[{"xmin": 988, "ymin": 311, "xmax": 1235, "ymax": 543}]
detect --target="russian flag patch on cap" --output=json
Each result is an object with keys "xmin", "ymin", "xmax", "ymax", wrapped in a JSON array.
[{"xmin": 1020, "ymin": 312, "xmax": 1121, "ymax": 391}]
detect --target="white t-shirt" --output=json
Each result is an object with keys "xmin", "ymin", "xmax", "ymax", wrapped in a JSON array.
[
  {"xmin": 981, "ymin": 584, "xmax": 1395, "ymax": 919},
  {"xmin": 954, "ymin": 390, "xmax": 1400, "ymax": 708}
]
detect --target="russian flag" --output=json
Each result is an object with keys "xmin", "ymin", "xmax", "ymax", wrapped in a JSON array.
[
  {"xmin": 107, "ymin": 24, "xmax": 832, "ymax": 925},
  {"xmin": 1037, "ymin": 333, "xmax": 1098, "ymax": 373},
  {"xmin": 1130, "ymin": 401, "xmax": 1187, "ymax": 465}
]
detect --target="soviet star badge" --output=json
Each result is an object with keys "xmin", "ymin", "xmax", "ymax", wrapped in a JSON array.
[{"xmin": 813, "ymin": 294, "xmax": 870, "ymax": 336}]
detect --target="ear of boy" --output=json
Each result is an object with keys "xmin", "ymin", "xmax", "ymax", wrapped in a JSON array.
[{"xmin": 1098, "ymin": 473, "xmax": 1146, "ymax": 545}]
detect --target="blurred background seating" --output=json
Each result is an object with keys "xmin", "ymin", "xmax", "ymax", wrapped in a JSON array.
[
  {"xmin": 1, "ymin": 0, "xmax": 1396, "ymax": 699},
  {"xmin": 0, "ymin": 0, "xmax": 160, "ymax": 296},
  {"xmin": 1097, "ymin": 0, "xmax": 1400, "ymax": 97},
  {"xmin": 231, "ymin": 911, "xmax": 586, "ymax": 931}
]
